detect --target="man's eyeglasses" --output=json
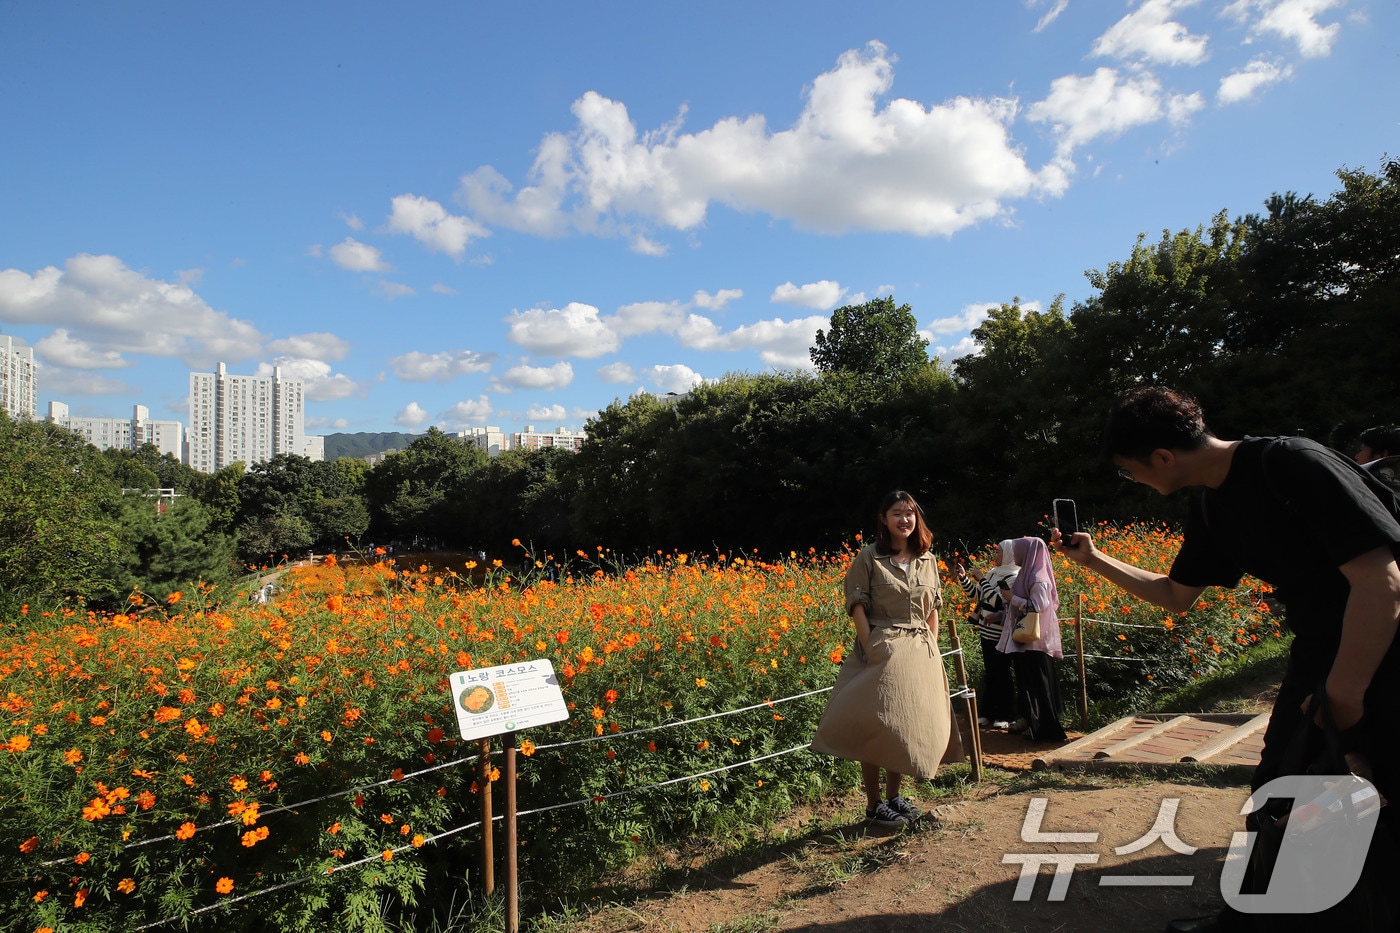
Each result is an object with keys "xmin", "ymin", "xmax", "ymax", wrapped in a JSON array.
[{"xmin": 1116, "ymin": 466, "xmax": 1135, "ymax": 481}]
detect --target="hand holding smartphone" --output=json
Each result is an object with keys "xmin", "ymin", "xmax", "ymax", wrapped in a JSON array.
[{"xmin": 1053, "ymin": 498, "xmax": 1079, "ymax": 547}]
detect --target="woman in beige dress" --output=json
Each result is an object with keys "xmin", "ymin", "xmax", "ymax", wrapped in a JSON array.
[{"xmin": 811, "ymin": 490, "xmax": 964, "ymax": 829}]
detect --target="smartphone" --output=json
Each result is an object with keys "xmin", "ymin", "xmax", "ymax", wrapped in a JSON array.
[{"xmin": 1053, "ymin": 498, "xmax": 1079, "ymax": 544}]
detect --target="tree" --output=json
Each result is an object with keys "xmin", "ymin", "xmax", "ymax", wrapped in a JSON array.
[
  {"xmin": 0, "ymin": 413, "xmax": 123, "ymax": 610},
  {"xmin": 363, "ymin": 429, "xmax": 488, "ymax": 547},
  {"xmin": 810, "ymin": 296, "xmax": 929, "ymax": 380},
  {"xmin": 103, "ymin": 495, "xmax": 237, "ymax": 602}
]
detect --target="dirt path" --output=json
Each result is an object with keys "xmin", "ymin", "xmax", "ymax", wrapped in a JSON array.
[{"xmin": 557, "ymin": 683, "xmax": 1283, "ymax": 933}]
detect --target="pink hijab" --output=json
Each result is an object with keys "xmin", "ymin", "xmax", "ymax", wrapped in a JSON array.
[{"xmin": 996, "ymin": 537, "xmax": 1063, "ymax": 658}]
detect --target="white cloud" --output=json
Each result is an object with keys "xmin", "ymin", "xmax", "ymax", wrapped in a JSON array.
[
  {"xmin": 505, "ymin": 303, "xmax": 620, "ymax": 358},
  {"xmin": 609, "ymin": 300, "xmax": 687, "ymax": 337},
  {"xmin": 926, "ymin": 303, "xmax": 996, "ymax": 336},
  {"xmin": 377, "ymin": 280, "xmax": 415, "ymax": 300},
  {"xmin": 1166, "ymin": 91, "xmax": 1207, "ymax": 125},
  {"xmin": 268, "ymin": 332, "xmax": 352, "ymax": 361},
  {"xmin": 389, "ymin": 349, "xmax": 495, "ymax": 382},
  {"xmin": 340, "ymin": 212, "xmax": 364, "ymax": 231},
  {"xmin": 394, "ymin": 402, "xmax": 430, "ymax": 427},
  {"xmin": 874, "ymin": 284, "xmax": 896, "ymax": 296},
  {"xmin": 692, "ymin": 288, "xmax": 742, "ymax": 310},
  {"xmin": 175, "ymin": 267, "xmax": 204, "ymax": 286},
  {"xmin": 34, "ymin": 366, "xmax": 135, "ymax": 396},
  {"xmin": 1092, "ymin": 0, "xmax": 1210, "ymax": 66},
  {"xmin": 1031, "ymin": 0, "xmax": 1071, "ymax": 31},
  {"xmin": 678, "ymin": 312, "xmax": 828, "ymax": 369},
  {"xmin": 305, "ymin": 244, "xmax": 323, "ymax": 257},
  {"xmin": 442, "ymin": 396, "xmax": 493, "ymax": 427},
  {"xmin": 1218, "ymin": 57, "xmax": 1292, "ymax": 103},
  {"xmin": 328, "ymin": 237, "xmax": 390, "ymax": 273},
  {"xmin": 431, "ymin": 283, "xmax": 457, "ymax": 295},
  {"xmin": 495, "ymin": 361, "xmax": 574, "ymax": 392},
  {"xmin": 34, "ymin": 329, "xmax": 131, "ymax": 369},
  {"xmin": 525, "ymin": 403, "xmax": 568, "ymax": 421},
  {"xmin": 1252, "ymin": 0, "xmax": 1342, "ymax": 58},
  {"xmin": 770, "ymin": 280, "xmax": 848, "ymax": 310},
  {"xmin": 332, "ymin": 418, "xmax": 350, "ymax": 429},
  {"xmin": 1028, "ymin": 67, "xmax": 1166, "ymax": 156},
  {"xmin": 596, "ymin": 361, "xmax": 636, "ymax": 383},
  {"xmin": 629, "ymin": 234, "xmax": 668, "ymax": 256},
  {"xmin": 934, "ymin": 336, "xmax": 981, "ymax": 360},
  {"xmin": 255, "ymin": 358, "xmax": 362, "ymax": 402},
  {"xmin": 0, "ymin": 253, "xmax": 264, "ymax": 368},
  {"xmin": 387, "ymin": 194, "xmax": 489, "ymax": 257},
  {"xmin": 459, "ymin": 41, "xmax": 1063, "ymax": 240},
  {"xmin": 648, "ymin": 364, "xmax": 705, "ymax": 394}
]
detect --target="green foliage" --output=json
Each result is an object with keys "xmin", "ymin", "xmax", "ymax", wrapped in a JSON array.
[
  {"xmin": 102, "ymin": 495, "xmax": 238, "ymax": 603},
  {"xmin": 363, "ymin": 429, "xmax": 489, "ymax": 547},
  {"xmin": 0, "ymin": 413, "xmax": 124, "ymax": 611},
  {"xmin": 810, "ymin": 296, "xmax": 929, "ymax": 380}
]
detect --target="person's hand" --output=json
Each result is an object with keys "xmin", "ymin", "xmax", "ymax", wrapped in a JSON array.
[
  {"xmin": 1302, "ymin": 678, "xmax": 1366, "ymax": 732},
  {"xmin": 1052, "ymin": 529, "xmax": 1093, "ymax": 564},
  {"xmin": 954, "ymin": 560, "xmax": 967, "ymax": 578}
]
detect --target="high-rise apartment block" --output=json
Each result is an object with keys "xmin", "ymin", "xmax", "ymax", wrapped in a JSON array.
[
  {"xmin": 187, "ymin": 362, "xmax": 318, "ymax": 472},
  {"xmin": 511, "ymin": 424, "xmax": 587, "ymax": 453},
  {"xmin": 47, "ymin": 402, "xmax": 184, "ymax": 460},
  {"xmin": 457, "ymin": 425, "xmax": 509, "ymax": 457},
  {"xmin": 1, "ymin": 333, "xmax": 37, "ymax": 420}
]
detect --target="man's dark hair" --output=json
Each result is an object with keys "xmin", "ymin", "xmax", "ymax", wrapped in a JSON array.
[
  {"xmin": 1360, "ymin": 424, "xmax": 1400, "ymax": 458},
  {"xmin": 1103, "ymin": 386, "xmax": 1214, "ymax": 461}
]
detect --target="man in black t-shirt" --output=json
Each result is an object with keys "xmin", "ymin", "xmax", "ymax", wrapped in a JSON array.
[{"xmin": 1055, "ymin": 387, "xmax": 1400, "ymax": 933}]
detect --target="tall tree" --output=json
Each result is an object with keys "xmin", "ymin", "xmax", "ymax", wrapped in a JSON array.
[{"xmin": 810, "ymin": 296, "xmax": 929, "ymax": 380}]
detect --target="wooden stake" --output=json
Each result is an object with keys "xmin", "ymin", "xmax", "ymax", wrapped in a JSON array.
[
  {"xmin": 944, "ymin": 616, "xmax": 983, "ymax": 781},
  {"xmin": 1074, "ymin": 594, "xmax": 1089, "ymax": 731},
  {"xmin": 504, "ymin": 732, "xmax": 518, "ymax": 933},
  {"xmin": 478, "ymin": 737, "xmax": 493, "ymax": 895}
]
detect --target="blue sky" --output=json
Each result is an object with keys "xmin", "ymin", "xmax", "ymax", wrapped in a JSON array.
[{"xmin": 2, "ymin": 1, "xmax": 1396, "ymax": 437}]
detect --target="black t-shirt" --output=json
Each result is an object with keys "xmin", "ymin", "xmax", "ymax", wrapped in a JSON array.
[{"xmin": 1170, "ymin": 437, "xmax": 1400, "ymax": 659}]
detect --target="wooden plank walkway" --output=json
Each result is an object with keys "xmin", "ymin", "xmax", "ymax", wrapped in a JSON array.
[{"xmin": 1031, "ymin": 712, "xmax": 1268, "ymax": 776}]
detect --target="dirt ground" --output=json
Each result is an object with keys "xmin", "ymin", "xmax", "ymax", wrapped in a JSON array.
[{"xmin": 558, "ymin": 687, "xmax": 1282, "ymax": 933}]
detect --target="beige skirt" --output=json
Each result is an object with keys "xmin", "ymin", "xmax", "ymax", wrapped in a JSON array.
[{"xmin": 810, "ymin": 624, "xmax": 966, "ymax": 779}]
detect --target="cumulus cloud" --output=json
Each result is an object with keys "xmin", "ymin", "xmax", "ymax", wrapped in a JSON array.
[
  {"xmin": 933, "ymin": 336, "xmax": 981, "ymax": 360},
  {"xmin": 1028, "ymin": 67, "xmax": 1167, "ymax": 156},
  {"xmin": 268, "ymin": 332, "xmax": 352, "ymax": 361},
  {"xmin": 377, "ymin": 280, "xmax": 415, "ymax": 300},
  {"xmin": 34, "ymin": 329, "xmax": 131, "ymax": 369},
  {"xmin": 387, "ymin": 194, "xmax": 489, "ymax": 257},
  {"xmin": 459, "ymin": 42, "xmax": 1063, "ymax": 240},
  {"xmin": 34, "ymin": 367, "xmax": 136, "ymax": 397},
  {"xmin": 596, "ymin": 361, "xmax": 636, "ymax": 383},
  {"xmin": 494, "ymin": 361, "xmax": 574, "ymax": 392},
  {"xmin": 1092, "ymin": 0, "xmax": 1210, "ymax": 66},
  {"xmin": 255, "ymin": 358, "xmax": 362, "ymax": 402},
  {"xmin": 340, "ymin": 212, "xmax": 364, "ymax": 231},
  {"xmin": 609, "ymin": 300, "xmax": 687, "ymax": 337},
  {"xmin": 648, "ymin": 364, "xmax": 705, "ymax": 394},
  {"xmin": 389, "ymin": 349, "xmax": 495, "ymax": 382},
  {"xmin": 1230, "ymin": 0, "xmax": 1342, "ymax": 58},
  {"xmin": 505, "ymin": 303, "xmax": 620, "ymax": 358},
  {"xmin": 692, "ymin": 288, "xmax": 742, "ymax": 310},
  {"xmin": 431, "ymin": 283, "xmax": 457, "ymax": 295},
  {"xmin": 678, "ymin": 312, "xmax": 827, "ymax": 369},
  {"xmin": 525, "ymin": 403, "xmax": 568, "ymax": 421},
  {"xmin": 1218, "ymin": 56, "xmax": 1292, "ymax": 103},
  {"xmin": 328, "ymin": 237, "xmax": 390, "ymax": 273},
  {"xmin": 770, "ymin": 280, "xmax": 848, "ymax": 310},
  {"xmin": 925, "ymin": 303, "xmax": 996, "ymax": 336},
  {"xmin": 0, "ymin": 253, "xmax": 264, "ymax": 368},
  {"xmin": 442, "ymin": 396, "xmax": 493, "ymax": 427},
  {"xmin": 629, "ymin": 235, "xmax": 668, "ymax": 256},
  {"xmin": 394, "ymin": 402, "xmax": 430, "ymax": 427}
]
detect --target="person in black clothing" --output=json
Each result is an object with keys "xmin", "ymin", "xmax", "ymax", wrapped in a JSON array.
[{"xmin": 1056, "ymin": 386, "xmax": 1400, "ymax": 933}]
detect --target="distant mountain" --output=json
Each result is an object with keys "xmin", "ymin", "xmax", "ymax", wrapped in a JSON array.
[{"xmin": 322, "ymin": 432, "xmax": 420, "ymax": 460}]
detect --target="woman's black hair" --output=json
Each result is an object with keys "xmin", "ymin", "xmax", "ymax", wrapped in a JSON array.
[{"xmin": 873, "ymin": 490, "xmax": 934, "ymax": 556}]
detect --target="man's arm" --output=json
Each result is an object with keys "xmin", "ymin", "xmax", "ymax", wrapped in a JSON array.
[
  {"xmin": 1054, "ymin": 530, "xmax": 1207, "ymax": 614},
  {"xmin": 1325, "ymin": 546, "xmax": 1400, "ymax": 730}
]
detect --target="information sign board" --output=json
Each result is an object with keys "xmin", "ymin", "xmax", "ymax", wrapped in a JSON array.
[{"xmin": 449, "ymin": 659, "xmax": 568, "ymax": 742}]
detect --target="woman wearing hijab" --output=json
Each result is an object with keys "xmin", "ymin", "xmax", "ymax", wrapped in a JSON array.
[
  {"xmin": 955, "ymin": 540, "xmax": 1018, "ymax": 730},
  {"xmin": 995, "ymin": 537, "xmax": 1068, "ymax": 743},
  {"xmin": 811, "ymin": 490, "xmax": 965, "ymax": 829}
]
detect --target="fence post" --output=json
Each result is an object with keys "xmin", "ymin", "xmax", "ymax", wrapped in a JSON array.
[
  {"xmin": 479, "ymin": 737, "xmax": 494, "ymax": 895},
  {"xmin": 945, "ymin": 617, "xmax": 983, "ymax": 781},
  {"xmin": 504, "ymin": 731, "xmax": 519, "ymax": 933},
  {"xmin": 1074, "ymin": 594, "xmax": 1089, "ymax": 731}
]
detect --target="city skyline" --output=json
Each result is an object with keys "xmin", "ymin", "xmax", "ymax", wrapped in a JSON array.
[{"xmin": 1, "ymin": 2, "xmax": 1396, "ymax": 435}]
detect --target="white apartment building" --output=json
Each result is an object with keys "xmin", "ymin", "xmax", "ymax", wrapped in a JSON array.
[
  {"xmin": 47, "ymin": 402, "xmax": 185, "ymax": 460},
  {"xmin": 187, "ymin": 362, "xmax": 319, "ymax": 472},
  {"xmin": 510, "ymin": 424, "xmax": 586, "ymax": 453},
  {"xmin": 457, "ymin": 425, "xmax": 509, "ymax": 457},
  {"xmin": 1, "ymin": 333, "xmax": 37, "ymax": 419}
]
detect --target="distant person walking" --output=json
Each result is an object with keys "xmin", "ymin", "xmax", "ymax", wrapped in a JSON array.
[
  {"xmin": 956, "ymin": 540, "xmax": 1018, "ymax": 730},
  {"xmin": 811, "ymin": 490, "xmax": 964, "ymax": 829},
  {"xmin": 995, "ymin": 537, "xmax": 1068, "ymax": 743}
]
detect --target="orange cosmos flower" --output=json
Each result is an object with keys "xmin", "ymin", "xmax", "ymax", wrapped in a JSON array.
[
  {"xmin": 19, "ymin": 836, "xmax": 37, "ymax": 853},
  {"xmin": 215, "ymin": 877, "xmax": 234, "ymax": 894},
  {"xmin": 176, "ymin": 822, "xmax": 196, "ymax": 840},
  {"xmin": 63, "ymin": 749, "xmax": 82, "ymax": 765},
  {"xmin": 8, "ymin": 735, "xmax": 30, "ymax": 752},
  {"xmin": 74, "ymin": 889, "xmax": 88, "ymax": 907},
  {"xmin": 520, "ymin": 739, "xmax": 536, "ymax": 757},
  {"xmin": 117, "ymin": 878, "xmax": 136, "ymax": 894}
]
